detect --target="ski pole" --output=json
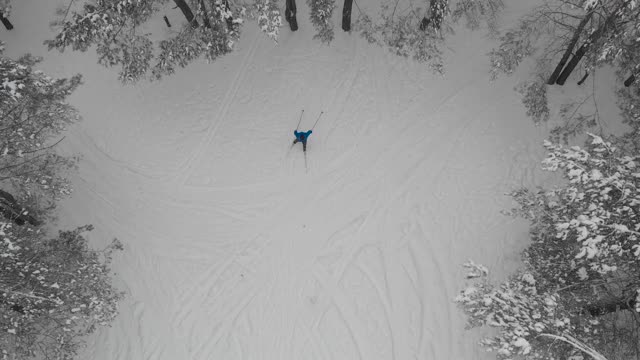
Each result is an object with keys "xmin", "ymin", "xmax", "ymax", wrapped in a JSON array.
[
  {"xmin": 311, "ymin": 111, "xmax": 324, "ymax": 130},
  {"xmin": 295, "ymin": 109, "xmax": 304, "ymax": 130}
]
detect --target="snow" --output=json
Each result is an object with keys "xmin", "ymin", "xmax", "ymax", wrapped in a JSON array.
[
  {"xmin": 3, "ymin": 1, "xmax": 567, "ymax": 359},
  {"xmin": 513, "ymin": 337, "xmax": 531, "ymax": 354},
  {"xmin": 583, "ymin": 0, "xmax": 598, "ymax": 10},
  {"xmin": 521, "ymin": 273, "xmax": 535, "ymax": 285}
]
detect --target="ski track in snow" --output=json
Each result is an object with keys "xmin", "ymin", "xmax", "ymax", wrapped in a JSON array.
[
  {"xmin": 4, "ymin": 1, "xmax": 558, "ymax": 359},
  {"xmin": 177, "ymin": 33, "xmax": 262, "ymax": 188}
]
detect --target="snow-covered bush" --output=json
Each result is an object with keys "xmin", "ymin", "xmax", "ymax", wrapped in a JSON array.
[{"xmin": 457, "ymin": 134, "xmax": 640, "ymax": 359}]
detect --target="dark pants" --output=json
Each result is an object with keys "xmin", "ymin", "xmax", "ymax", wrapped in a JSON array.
[{"xmin": 293, "ymin": 139, "xmax": 307, "ymax": 152}]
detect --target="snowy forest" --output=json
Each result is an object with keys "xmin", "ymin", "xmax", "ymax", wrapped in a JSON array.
[{"xmin": 1, "ymin": 0, "xmax": 640, "ymax": 359}]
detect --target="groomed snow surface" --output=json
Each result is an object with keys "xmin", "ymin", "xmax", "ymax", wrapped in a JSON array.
[{"xmin": 6, "ymin": 1, "xmax": 555, "ymax": 359}]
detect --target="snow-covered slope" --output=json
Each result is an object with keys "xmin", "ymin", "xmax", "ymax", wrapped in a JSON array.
[{"xmin": 5, "ymin": 1, "xmax": 551, "ymax": 359}]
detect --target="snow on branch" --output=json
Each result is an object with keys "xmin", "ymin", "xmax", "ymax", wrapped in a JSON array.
[
  {"xmin": 252, "ymin": 0, "xmax": 282, "ymax": 42},
  {"xmin": 458, "ymin": 134, "xmax": 640, "ymax": 359},
  {"xmin": 307, "ymin": 0, "xmax": 336, "ymax": 44}
]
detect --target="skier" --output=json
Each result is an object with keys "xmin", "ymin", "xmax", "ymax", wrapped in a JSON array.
[{"xmin": 293, "ymin": 129, "xmax": 312, "ymax": 152}]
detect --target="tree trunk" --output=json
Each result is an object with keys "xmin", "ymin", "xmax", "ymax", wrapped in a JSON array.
[
  {"xmin": 556, "ymin": 2, "xmax": 625, "ymax": 85},
  {"xmin": 342, "ymin": 0, "xmax": 353, "ymax": 32},
  {"xmin": 0, "ymin": 207, "xmax": 24, "ymax": 225},
  {"xmin": 173, "ymin": 0, "xmax": 199, "ymax": 28},
  {"xmin": 555, "ymin": 22, "xmax": 610, "ymax": 86},
  {"xmin": 624, "ymin": 74, "xmax": 636, "ymax": 87},
  {"xmin": 583, "ymin": 297, "xmax": 636, "ymax": 317},
  {"xmin": 0, "ymin": 189, "xmax": 40, "ymax": 226},
  {"xmin": 0, "ymin": 189, "xmax": 19, "ymax": 209},
  {"xmin": 547, "ymin": 10, "xmax": 594, "ymax": 85},
  {"xmin": 224, "ymin": 0, "xmax": 234, "ymax": 30},
  {"xmin": 197, "ymin": 0, "xmax": 212, "ymax": 29},
  {"xmin": 577, "ymin": 71, "xmax": 589, "ymax": 85},
  {"xmin": 555, "ymin": 43, "xmax": 589, "ymax": 85},
  {"xmin": 285, "ymin": 0, "xmax": 298, "ymax": 31},
  {"xmin": 419, "ymin": 17, "xmax": 430, "ymax": 31},
  {"xmin": 0, "ymin": 298, "xmax": 25, "ymax": 315},
  {"xmin": 0, "ymin": 12, "xmax": 13, "ymax": 30}
]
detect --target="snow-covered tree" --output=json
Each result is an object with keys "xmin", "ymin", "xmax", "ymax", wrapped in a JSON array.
[
  {"xmin": 45, "ymin": 0, "xmax": 282, "ymax": 83},
  {"xmin": 354, "ymin": 0, "xmax": 504, "ymax": 74},
  {"xmin": 307, "ymin": 0, "xmax": 336, "ymax": 43},
  {"xmin": 490, "ymin": 0, "xmax": 640, "ymax": 140},
  {"xmin": 450, "ymin": 0, "xmax": 502, "ymax": 34},
  {"xmin": 354, "ymin": 1, "xmax": 447, "ymax": 74},
  {"xmin": 255, "ymin": 0, "xmax": 282, "ymax": 41},
  {"xmin": 490, "ymin": 0, "xmax": 640, "ymax": 83},
  {"xmin": 1, "ymin": 46, "xmax": 123, "ymax": 359},
  {"xmin": 1, "ymin": 44, "xmax": 80, "ymax": 220},
  {"xmin": 0, "ymin": 224, "xmax": 123, "ymax": 360},
  {"xmin": 456, "ymin": 262, "xmax": 611, "ymax": 359},
  {"xmin": 457, "ymin": 134, "xmax": 640, "ymax": 359}
]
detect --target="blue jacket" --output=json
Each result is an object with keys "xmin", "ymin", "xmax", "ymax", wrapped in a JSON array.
[{"xmin": 294, "ymin": 130, "xmax": 312, "ymax": 142}]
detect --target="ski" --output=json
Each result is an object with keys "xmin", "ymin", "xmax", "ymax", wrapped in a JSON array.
[{"xmin": 304, "ymin": 150, "xmax": 308, "ymax": 172}]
